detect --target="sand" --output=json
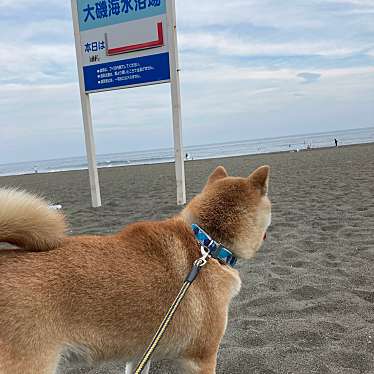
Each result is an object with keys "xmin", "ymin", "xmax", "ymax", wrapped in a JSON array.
[{"xmin": 1, "ymin": 143, "xmax": 373, "ymax": 374}]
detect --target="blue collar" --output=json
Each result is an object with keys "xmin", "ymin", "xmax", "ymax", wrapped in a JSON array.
[{"xmin": 192, "ymin": 224, "xmax": 237, "ymax": 268}]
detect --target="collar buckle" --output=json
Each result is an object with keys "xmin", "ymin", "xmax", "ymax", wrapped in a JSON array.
[{"xmin": 192, "ymin": 224, "xmax": 237, "ymax": 268}]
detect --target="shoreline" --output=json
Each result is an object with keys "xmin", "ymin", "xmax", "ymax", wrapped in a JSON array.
[{"xmin": 1, "ymin": 141, "xmax": 373, "ymax": 179}]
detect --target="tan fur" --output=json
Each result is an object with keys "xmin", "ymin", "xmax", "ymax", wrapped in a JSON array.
[
  {"xmin": 0, "ymin": 188, "xmax": 67, "ymax": 251},
  {"xmin": 0, "ymin": 166, "xmax": 271, "ymax": 374}
]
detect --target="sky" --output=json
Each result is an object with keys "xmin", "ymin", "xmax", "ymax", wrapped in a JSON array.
[{"xmin": 0, "ymin": 0, "xmax": 374, "ymax": 164}]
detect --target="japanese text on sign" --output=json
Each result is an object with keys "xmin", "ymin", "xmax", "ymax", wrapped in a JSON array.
[
  {"xmin": 82, "ymin": 52, "xmax": 170, "ymax": 92},
  {"xmin": 85, "ymin": 41, "xmax": 106, "ymax": 52},
  {"xmin": 83, "ymin": 0, "xmax": 161, "ymax": 22}
]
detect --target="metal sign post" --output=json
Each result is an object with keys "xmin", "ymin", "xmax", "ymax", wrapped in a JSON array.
[
  {"xmin": 167, "ymin": 0, "xmax": 186, "ymax": 206},
  {"xmin": 71, "ymin": 0, "xmax": 186, "ymax": 207},
  {"xmin": 71, "ymin": 1, "xmax": 102, "ymax": 208}
]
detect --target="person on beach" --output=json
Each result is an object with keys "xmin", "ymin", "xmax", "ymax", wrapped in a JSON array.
[{"xmin": 334, "ymin": 138, "xmax": 338, "ymax": 147}]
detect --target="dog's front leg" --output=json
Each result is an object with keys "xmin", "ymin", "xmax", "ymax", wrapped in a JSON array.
[
  {"xmin": 125, "ymin": 360, "xmax": 151, "ymax": 374},
  {"xmin": 179, "ymin": 354, "xmax": 218, "ymax": 374}
]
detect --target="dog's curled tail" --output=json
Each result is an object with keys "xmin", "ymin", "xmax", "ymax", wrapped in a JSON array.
[{"xmin": 0, "ymin": 188, "xmax": 67, "ymax": 251}]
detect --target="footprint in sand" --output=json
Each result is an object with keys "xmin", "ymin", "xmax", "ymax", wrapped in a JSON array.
[
  {"xmin": 352, "ymin": 290, "xmax": 374, "ymax": 304},
  {"xmin": 320, "ymin": 259, "xmax": 340, "ymax": 268},
  {"xmin": 280, "ymin": 248, "xmax": 301, "ymax": 260},
  {"xmin": 233, "ymin": 318, "xmax": 267, "ymax": 330},
  {"xmin": 327, "ymin": 351, "xmax": 372, "ymax": 372},
  {"xmin": 317, "ymin": 321, "xmax": 347, "ymax": 340},
  {"xmin": 338, "ymin": 227, "xmax": 371, "ymax": 242},
  {"xmin": 218, "ymin": 348, "xmax": 277, "ymax": 374},
  {"xmin": 324, "ymin": 252, "xmax": 337, "ymax": 261},
  {"xmin": 267, "ymin": 277, "xmax": 286, "ymax": 291},
  {"xmin": 321, "ymin": 224, "xmax": 345, "ymax": 232},
  {"xmin": 289, "ymin": 330, "xmax": 325, "ymax": 348},
  {"xmin": 361, "ymin": 205, "xmax": 374, "ymax": 214},
  {"xmin": 290, "ymin": 285, "xmax": 327, "ymax": 301},
  {"xmin": 357, "ymin": 206, "xmax": 368, "ymax": 212},
  {"xmin": 290, "ymin": 260, "xmax": 310, "ymax": 268},
  {"xmin": 271, "ymin": 265, "xmax": 293, "ymax": 276},
  {"xmin": 248, "ymin": 295, "xmax": 284, "ymax": 307},
  {"xmin": 239, "ymin": 331, "xmax": 267, "ymax": 348}
]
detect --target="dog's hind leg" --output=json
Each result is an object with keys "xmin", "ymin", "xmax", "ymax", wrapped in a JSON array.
[{"xmin": 125, "ymin": 360, "xmax": 151, "ymax": 374}]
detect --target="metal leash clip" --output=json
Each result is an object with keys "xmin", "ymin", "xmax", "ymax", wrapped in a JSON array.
[{"xmin": 194, "ymin": 245, "xmax": 210, "ymax": 268}]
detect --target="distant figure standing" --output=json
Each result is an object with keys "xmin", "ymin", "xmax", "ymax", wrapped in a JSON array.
[{"xmin": 334, "ymin": 138, "xmax": 338, "ymax": 147}]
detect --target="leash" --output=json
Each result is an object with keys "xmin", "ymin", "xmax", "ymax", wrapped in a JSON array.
[
  {"xmin": 133, "ymin": 224, "xmax": 238, "ymax": 374},
  {"xmin": 133, "ymin": 245, "xmax": 210, "ymax": 374}
]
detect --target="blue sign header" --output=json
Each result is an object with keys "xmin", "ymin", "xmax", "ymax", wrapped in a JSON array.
[{"xmin": 77, "ymin": 0, "xmax": 166, "ymax": 31}]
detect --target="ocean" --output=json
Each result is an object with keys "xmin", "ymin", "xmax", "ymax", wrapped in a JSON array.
[{"xmin": 1, "ymin": 127, "xmax": 373, "ymax": 177}]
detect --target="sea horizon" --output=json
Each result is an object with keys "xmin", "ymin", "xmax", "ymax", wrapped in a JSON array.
[{"xmin": 1, "ymin": 126, "xmax": 373, "ymax": 177}]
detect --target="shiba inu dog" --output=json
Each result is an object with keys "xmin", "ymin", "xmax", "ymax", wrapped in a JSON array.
[{"xmin": 0, "ymin": 165, "xmax": 271, "ymax": 374}]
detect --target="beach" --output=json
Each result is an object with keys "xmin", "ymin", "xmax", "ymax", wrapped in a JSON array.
[{"xmin": 1, "ymin": 143, "xmax": 373, "ymax": 373}]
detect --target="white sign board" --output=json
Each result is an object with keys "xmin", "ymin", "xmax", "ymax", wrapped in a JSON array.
[
  {"xmin": 71, "ymin": 0, "xmax": 186, "ymax": 207},
  {"xmin": 75, "ymin": 0, "xmax": 171, "ymax": 92}
]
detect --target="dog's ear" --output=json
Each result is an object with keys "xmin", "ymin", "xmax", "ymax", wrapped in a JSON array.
[
  {"xmin": 248, "ymin": 165, "xmax": 270, "ymax": 195},
  {"xmin": 207, "ymin": 166, "xmax": 228, "ymax": 185}
]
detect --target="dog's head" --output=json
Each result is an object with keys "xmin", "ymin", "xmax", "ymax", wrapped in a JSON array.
[{"xmin": 182, "ymin": 165, "xmax": 271, "ymax": 259}]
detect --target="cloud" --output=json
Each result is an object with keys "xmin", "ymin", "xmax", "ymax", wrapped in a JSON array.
[
  {"xmin": 177, "ymin": 1, "xmax": 324, "ymax": 29},
  {"xmin": 179, "ymin": 32, "xmax": 365, "ymax": 57},
  {"xmin": 325, "ymin": 0, "xmax": 374, "ymax": 6},
  {"xmin": 0, "ymin": 0, "xmax": 64, "ymax": 10},
  {"xmin": 297, "ymin": 72, "xmax": 322, "ymax": 84},
  {"xmin": 0, "ymin": 44, "xmax": 76, "ymax": 84}
]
